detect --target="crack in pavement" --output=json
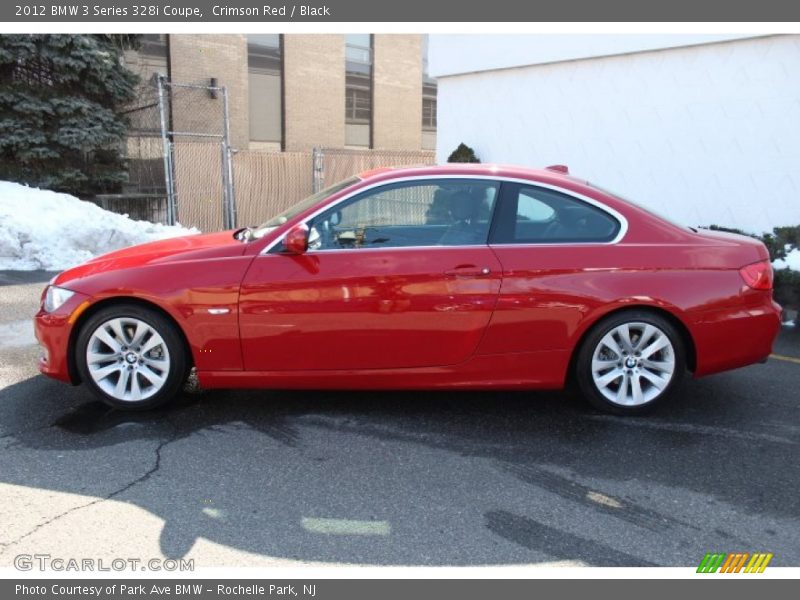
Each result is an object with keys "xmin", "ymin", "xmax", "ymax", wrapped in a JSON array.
[{"xmin": 0, "ymin": 422, "xmax": 180, "ymax": 556}]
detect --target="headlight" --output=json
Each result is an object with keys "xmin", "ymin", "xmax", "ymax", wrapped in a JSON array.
[{"xmin": 43, "ymin": 286, "xmax": 75, "ymax": 313}]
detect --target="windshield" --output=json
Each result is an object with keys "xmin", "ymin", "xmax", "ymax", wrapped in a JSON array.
[{"xmin": 248, "ymin": 177, "xmax": 360, "ymax": 239}]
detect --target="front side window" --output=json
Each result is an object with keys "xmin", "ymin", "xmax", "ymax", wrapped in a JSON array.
[
  {"xmin": 305, "ymin": 179, "xmax": 499, "ymax": 250},
  {"xmin": 492, "ymin": 184, "xmax": 621, "ymax": 244},
  {"xmin": 252, "ymin": 177, "xmax": 359, "ymax": 240}
]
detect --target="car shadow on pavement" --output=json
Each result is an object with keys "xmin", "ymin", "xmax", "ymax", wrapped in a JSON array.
[{"xmin": 0, "ymin": 362, "xmax": 799, "ymax": 566}]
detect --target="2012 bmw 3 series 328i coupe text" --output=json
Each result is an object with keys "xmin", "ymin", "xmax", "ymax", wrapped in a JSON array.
[{"xmin": 34, "ymin": 164, "xmax": 781, "ymax": 415}]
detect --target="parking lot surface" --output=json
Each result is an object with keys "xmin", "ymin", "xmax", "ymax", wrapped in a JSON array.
[{"xmin": 1, "ymin": 271, "xmax": 799, "ymax": 568}]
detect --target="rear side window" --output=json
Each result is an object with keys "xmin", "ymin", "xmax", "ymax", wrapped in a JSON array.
[
  {"xmin": 491, "ymin": 184, "xmax": 621, "ymax": 244},
  {"xmin": 516, "ymin": 190, "xmax": 556, "ymax": 224}
]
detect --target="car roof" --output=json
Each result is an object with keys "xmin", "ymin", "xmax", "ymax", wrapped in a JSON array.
[{"xmin": 356, "ymin": 163, "xmax": 587, "ymax": 186}]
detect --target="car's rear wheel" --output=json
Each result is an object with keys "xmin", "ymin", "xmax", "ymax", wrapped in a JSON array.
[
  {"xmin": 575, "ymin": 311, "xmax": 687, "ymax": 415},
  {"xmin": 75, "ymin": 304, "xmax": 189, "ymax": 410}
]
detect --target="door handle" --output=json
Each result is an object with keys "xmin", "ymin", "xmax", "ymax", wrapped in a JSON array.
[{"xmin": 444, "ymin": 265, "xmax": 492, "ymax": 277}]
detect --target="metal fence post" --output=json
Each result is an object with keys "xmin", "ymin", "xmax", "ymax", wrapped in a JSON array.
[
  {"xmin": 156, "ymin": 75, "xmax": 177, "ymax": 225},
  {"xmin": 221, "ymin": 85, "xmax": 237, "ymax": 229},
  {"xmin": 312, "ymin": 147, "xmax": 324, "ymax": 193}
]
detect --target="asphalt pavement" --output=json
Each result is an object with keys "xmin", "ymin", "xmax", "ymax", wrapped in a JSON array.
[{"xmin": 1, "ymin": 271, "xmax": 799, "ymax": 568}]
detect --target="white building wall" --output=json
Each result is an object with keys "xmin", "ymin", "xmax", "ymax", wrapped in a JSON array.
[
  {"xmin": 434, "ymin": 35, "xmax": 800, "ymax": 233},
  {"xmin": 429, "ymin": 34, "xmax": 758, "ymax": 77}
]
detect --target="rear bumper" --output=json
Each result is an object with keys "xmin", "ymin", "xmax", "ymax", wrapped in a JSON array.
[{"xmin": 691, "ymin": 298, "xmax": 782, "ymax": 377}]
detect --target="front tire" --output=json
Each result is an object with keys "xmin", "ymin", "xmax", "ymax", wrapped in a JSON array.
[
  {"xmin": 75, "ymin": 304, "xmax": 189, "ymax": 410},
  {"xmin": 575, "ymin": 311, "xmax": 687, "ymax": 415}
]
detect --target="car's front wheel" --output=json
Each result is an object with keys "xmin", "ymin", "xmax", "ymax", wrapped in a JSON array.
[
  {"xmin": 75, "ymin": 304, "xmax": 189, "ymax": 410},
  {"xmin": 575, "ymin": 311, "xmax": 687, "ymax": 415}
]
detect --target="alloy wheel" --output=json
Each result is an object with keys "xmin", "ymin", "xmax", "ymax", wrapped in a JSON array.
[
  {"xmin": 590, "ymin": 321, "xmax": 676, "ymax": 406},
  {"xmin": 85, "ymin": 317, "xmax": 171, "ymax": 402}
]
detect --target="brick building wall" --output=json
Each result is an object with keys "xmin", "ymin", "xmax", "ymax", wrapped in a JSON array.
[
  {"xmin": 122, "ymin": 34, "xmax": 436, "ymax": 229},
  {"xmin": 168, "ymin": 34, "xmax": 249, "ymax": 148},
  {"xmin": 282, "ymin": 35, "xmax": 346, "ymax": 151},
  {"xmin": 373, "ymin": 35, "xmax": 423, "ymax": 150},
  {"xmin": 161, "ymin": 34, "xmax": 428, "ymax": 152}
]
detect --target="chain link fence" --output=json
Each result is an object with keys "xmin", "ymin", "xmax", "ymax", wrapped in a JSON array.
[
  {"xmin": 161, "ymin": 79, "xmax": 235, "ymax": 230},
  {"xmin": 231, "ymin": 147, "xmax": 436, "ymax": 229},
  {"xmin": 314, "ymin": 147, "xmax": 436, "ymax": 193},
  {"xmin": 172, "ymin": 142, "xmax": 228, "ymax": 231},
  {"xmin": 104, "ymin": 76, "xmax": 235, "ymax": 230},
  {"xmin": 110, "ymin": 78, "xmax": 436, "ymax": 231},
  {"xmin": 234, "ymin": 151, "xmax": 313, "ymax": 227},
  {"xmin": 94, "ymin": 76, "xmax": 168, "ymax": 223}
]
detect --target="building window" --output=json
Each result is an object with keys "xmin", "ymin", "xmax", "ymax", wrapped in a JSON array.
[
  {"xmin": 139, "ymin": 34, "xmax": 168, "ymax": 69},
  {"xmin": 123, "ymin": 34, "xmax": 169, "ymax": 88},
  {"xmin": 422, "ymin": 86, "xmax": 437, "ymax": 129},
  {"xmin": 248, "ymin": 34, "xmax": 283, "ymax": 145},
  {"xmin": 345, "ymin": 34, "xmax": 373, "ymax": 148},
  {"xmin": 346, "ymin": 87, "xmax": 371, "ymax": 123},
  {"xmin": 421, "ymin": 35, "xmax": 437, "ymax": 151},
  {"xmin": 122, "ymin": 34, "xmax": 169, "ymax": 136}
]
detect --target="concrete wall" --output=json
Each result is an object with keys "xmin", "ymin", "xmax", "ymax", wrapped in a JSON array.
[
  {"xmin": 373, "ymin": 35, "xmax": 423, "ymax": 150},
  {"xmin": 283, "ymin": 34, "xmax": 346, "ymax": 151},
  {"xmin": 434, "ymin": 35, "xmax": 800, "ymax": 232}
]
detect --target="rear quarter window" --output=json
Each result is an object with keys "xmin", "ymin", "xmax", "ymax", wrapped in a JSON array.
[{"xmin": 492, "ymin": 184, "xmax": 621, "ymax": 244}]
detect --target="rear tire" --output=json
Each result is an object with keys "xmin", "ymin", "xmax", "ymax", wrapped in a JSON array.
[
  {"xmin": 75, "ymin": 304, "xmax": 189, "ymax": 410},
  {"xmin": 575, "ymin": 310, "xmax": 687, "ymax": 415}
]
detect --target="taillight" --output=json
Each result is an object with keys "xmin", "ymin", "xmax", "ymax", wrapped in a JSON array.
[{"xmin": 739, "ymin": 260, "xmax": 773, "ymax": 290}]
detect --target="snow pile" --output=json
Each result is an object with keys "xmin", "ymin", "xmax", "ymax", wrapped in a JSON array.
[
  {"xmin": 773, "ymin": 248, "xmax": 800, "ymax": 272},
  {"xmin": 0, "ymin": 181, "xmax": 198, "ymax": 271}
]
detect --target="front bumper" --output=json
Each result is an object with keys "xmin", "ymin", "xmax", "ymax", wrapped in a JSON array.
[{"xmin": 33, "ymin": 290, "xmax": 91, "ymax": 383}]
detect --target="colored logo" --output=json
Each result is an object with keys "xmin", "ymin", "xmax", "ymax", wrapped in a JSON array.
[{"xmin": 697, "ymin": 552, "xmax": 773, "ymax": 573}]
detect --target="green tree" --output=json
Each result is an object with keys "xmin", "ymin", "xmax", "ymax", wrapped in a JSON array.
[
  {"xmin": 447, "ymin": 142, "xmax": 481, "ymax": 163},
  {"xmin": 0, "ymin": 34, "xmax": 139, "ymax": 196}
]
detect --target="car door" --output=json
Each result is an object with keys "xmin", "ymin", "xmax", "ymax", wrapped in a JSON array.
[
  {"xmin": 239, "ymin": 178, "xmax": 503, "ymax": 371},
  {"xmin": 481, "ymin": 182, "xmax": 625, "ymax": 355}
]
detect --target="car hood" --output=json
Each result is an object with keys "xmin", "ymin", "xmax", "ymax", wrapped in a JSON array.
[{"xmin": 54, "ymin": 231, "xmax": 249, "ymax": 286}]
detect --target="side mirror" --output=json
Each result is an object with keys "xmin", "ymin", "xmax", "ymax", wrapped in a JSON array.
[{"xmin": 283, "ymin": 223, "xmax": 309, "ymax": 255}]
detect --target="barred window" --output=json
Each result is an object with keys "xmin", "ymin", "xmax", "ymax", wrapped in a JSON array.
[
  {"xmin": 248, "ymin": 34, "xmax": 283, "ymax": 144},
  {"xmin": 421, "ymin": 35, "xmax": 437, "ymax": 150},
  {"xmin": 345, "ymin": 34, "xmax": 373, "ymax": 147}
]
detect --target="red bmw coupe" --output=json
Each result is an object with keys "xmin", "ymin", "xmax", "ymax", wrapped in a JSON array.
[{"xmin": 34, "ymin": 164, "xmax": 781, "ymax": 414}]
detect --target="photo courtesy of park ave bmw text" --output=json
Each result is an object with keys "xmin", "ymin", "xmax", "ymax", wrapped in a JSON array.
[{"xmin": 0, "ymin": 0, "xmax": 799, "ymax": 595}]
